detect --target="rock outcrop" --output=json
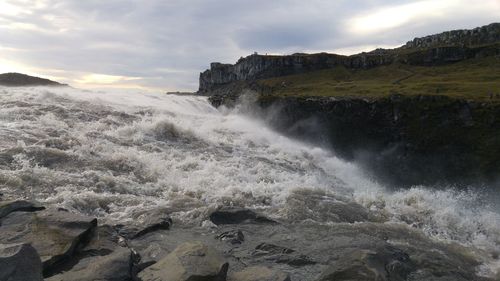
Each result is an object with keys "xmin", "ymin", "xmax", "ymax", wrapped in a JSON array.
[
  {"xmin": 0, "ymin": 200, "xmax": 45, "ymax": 219},
  {"xmin": 0, "ymin": 208, "xmax": 97, "ymax": 276},
  {"xmin": 316, "ymin": 245, "xmax": 415, "ymax": 281},
  {"xmin": 230, "ymin": 266, "xmax": 290, "ymax": 281},
  {"xmin": 138, "ymin": 241, "xmax": 229, "ymax": 281},
  {"xmin": 199, "ymin": 23, "xmax": 499, "ymax": 94},
  {"xmin": 209, "ymin": 94, "xmax": 500, "ymax": 186},
  {"xmin": 47, "ymin": 247, "xmax": 134, "ymax": 281},
  {"xmin": 210, "ymin": 207, "xmax": 277, "ymax": 225},
  {"xmin": 199, "ymin": 52, "xmax": 395, "ymax": 93},
  {"xmin": 201, "ymin": 23, "xmax": 500, "ymax": 186},
  {"xmin": 0, "ymin": 73, "xmax": 66, "ymax": 87},
  {"xmin": 404, "ymin": 22, "xmax": 500, "ymax": 49},
  {"xmin": 0, "ymin": 243, "xmax": 44, "ymax": 281}
]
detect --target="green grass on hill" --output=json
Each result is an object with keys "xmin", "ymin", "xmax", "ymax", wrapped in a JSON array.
[{"xmin": 257, "ymin": 56, "xmax": 500, "ymax": 102}]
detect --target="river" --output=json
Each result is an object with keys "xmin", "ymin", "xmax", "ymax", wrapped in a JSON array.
[{"xmin": 0, "ymin": 86, "xmax": 498, "ymax": 278}]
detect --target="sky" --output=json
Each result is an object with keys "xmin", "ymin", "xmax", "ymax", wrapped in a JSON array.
[{"xmin": 0, "ymin": 0, "xmax": 499, "ymax": 91}]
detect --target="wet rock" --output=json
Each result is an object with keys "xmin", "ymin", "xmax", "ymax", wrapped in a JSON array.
[
  {"xmin": 84, "ymin": 225, "xmax": 126, "ymax": 252},
  {"xmin": 138, "ymin": 241, "xmax": 229, "ymax": 281},
  {"xmin": 0, "ymin": 243, "xmax": 44, "ymax": 281},
  {"xmin": 0, "ymin": 208, "xmax": 97, "ymax": 276},
  {"xmin": 45, "ymin": 225, "xmax": 140, "ymax": 281},
  {"xmin": 254, "ymin": 243, "xmax": 316, "ymax": 267},
  {"xmin": 230, "ymin": 266, "xmax": 290, "ymax": 281},
  {"xmin": 210, "ymin": 207, "xmax": 276, "ymax": 225},
  {"xmin": 116, "ymin": 209, "xmax": 172, "ymax": 239},
  {"xmin": 283, "ymin": 190, "xmax": 370, "ymax": 223},
  {"xmin": 255, "ymin": 243, "xmax": 295, "ymax": 255},
  {"xmin": 0, "ymin": 200, "xmax": 45, "ymax": 219},
  {"xmin": 217, "ymin": 230, "xmax": 245, "ymax": 245},
  {"xmin": 46, "ymin": 247, "xmax": 133, "ymax": 281},
  {"xmin": 133, "ymin": 216, "xmax": 172, "ymax": 239},
  {"xmin": 316, "ymin": 245, "xmax": 415, "ymax": 281}
]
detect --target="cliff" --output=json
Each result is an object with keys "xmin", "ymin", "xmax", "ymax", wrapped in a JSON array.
[
  {"xmin": 199, "ymin": 23, "xmax": 500, "ymax": 94},
  {"xmin": 199, "ymin": 52, "xmax": 394, "ymax": 93},
  {"xmin": 201, "ymin": 23, "xmax": 500, "ymax": 186},
  {"xmin": 212, "ymin": 94, "xmax": 500, "ymax": 186},
  {"xmin": 403, "ymin": 22, "xmax": 500, "ymax": 49},
  {"xmin": 0, "ymin": 73, "xmax": 66, "ymax": 87}
]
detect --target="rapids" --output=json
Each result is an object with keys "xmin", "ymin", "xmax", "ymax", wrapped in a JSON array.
[{"xmin": 0, "ymin": 86, "xmax": 499, "ymax": 277}]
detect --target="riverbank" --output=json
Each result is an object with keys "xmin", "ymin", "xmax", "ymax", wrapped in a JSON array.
[{"xmin": 1, "ymin": 199, "xmax": 497, "ymax": 281}]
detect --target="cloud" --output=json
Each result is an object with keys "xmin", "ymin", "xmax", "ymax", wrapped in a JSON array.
[{"xmin": 0, "ymin": 0, "xmax": 498, "ymax": 91}]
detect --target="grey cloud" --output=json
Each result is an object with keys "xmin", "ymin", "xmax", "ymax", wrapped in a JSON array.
[{"xmin": 0, "ymin": 0, "xmax": 498, "ymax": 90}]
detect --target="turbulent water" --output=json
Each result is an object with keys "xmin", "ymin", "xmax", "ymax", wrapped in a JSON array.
[{"xmin": 0, "ymin": 86, "xmax": 499, "ymax": 277}]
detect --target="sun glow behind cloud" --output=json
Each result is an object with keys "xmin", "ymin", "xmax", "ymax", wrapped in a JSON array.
[
  {"xmin": 0, "ymin": 1, "xmax": 24, "ymax": 16},
  {"xmin": 73, "ymin": 73, "xmax": 151, "ymax": 89}
]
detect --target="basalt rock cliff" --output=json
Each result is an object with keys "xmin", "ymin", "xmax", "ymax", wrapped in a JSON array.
[
  {"xmin": 201, "ymin": 23, "xmax": 500, "ymax": 186},
  {"xmin": 199, "ymin": 23, "xmax": 500, "ymax": 94}
]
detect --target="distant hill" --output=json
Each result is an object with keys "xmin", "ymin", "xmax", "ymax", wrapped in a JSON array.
[{"xmin": 0, "ymin": 73, "xmax": 67, "ymax": 87}]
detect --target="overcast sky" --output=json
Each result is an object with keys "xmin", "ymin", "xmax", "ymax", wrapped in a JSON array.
[{"xmin": 0, "ymin": 0, "xmax": 498, "ymax": 91}]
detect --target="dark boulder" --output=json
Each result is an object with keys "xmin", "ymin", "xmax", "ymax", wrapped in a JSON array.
[
  {"xmin": 0, "ymin": 243, "xmax": 44, "ymax": 281},
  {"xmin": 0, "ymin": 200, "xmax": 45, "ymax": 219},
  {"xmin": 210, "ymin": 207, "xmax": 276, "ymax": 225},
  {"xmin": 0, "ymin": 208, "xmax": 97, "ymax": 277},
  {"xmin": 115, "ymin": 209, "xmax": 172, "ymax": 239}
]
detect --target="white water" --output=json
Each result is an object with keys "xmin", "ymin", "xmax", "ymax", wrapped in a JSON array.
[{"xmin": 0, "ymin": 86, "xmax": 499, "ymax": 276}]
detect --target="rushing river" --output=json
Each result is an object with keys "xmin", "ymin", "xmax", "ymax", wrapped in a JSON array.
[{"xmin": 0, "ymin": 86, "xmax": 499, "ymax": 277}]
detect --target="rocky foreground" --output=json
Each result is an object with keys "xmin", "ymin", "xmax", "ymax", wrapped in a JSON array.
[{"xmin": 0, "ymin": 199, "xmax": 495, "ymax": 281}]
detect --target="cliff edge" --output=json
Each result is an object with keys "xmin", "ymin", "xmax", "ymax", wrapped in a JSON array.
[
  {"xmin": 199, "ymin": 23, "xmax": 499, "ymax": 95},
  {"xmin": 200, "ymin": 23, "xmax": 500, "ymax": 186}
]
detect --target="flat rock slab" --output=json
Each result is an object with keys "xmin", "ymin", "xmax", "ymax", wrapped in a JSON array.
[
  {"xmin": 0, "ymin": 243, "xmax": 44, "ymax": 281},
  {"xmin": 253, "ymin": 243, "xmax": 316, "ymax": 267},
  {"xmin": 316, "ymin": 245, "xmax": 415, "ymax": 281},
  {"xmin": 230, "ymin": 266, "xmax": 290, "ymax": 281},
  {"xmin": 0, "ymin": 208, "xmax": 97, "ymax": 275},
  {"xmin": 138, "ymin": 241, "xmax": 229, "ymax": 281},
  {"xmin": 46, "ymin": 247, "xmax": 133, "ymax": 281}
]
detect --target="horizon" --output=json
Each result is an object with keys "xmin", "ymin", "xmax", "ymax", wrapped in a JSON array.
[{"xmin": 0, "ymin": 0, "xmax": 499, "ymax": 91}]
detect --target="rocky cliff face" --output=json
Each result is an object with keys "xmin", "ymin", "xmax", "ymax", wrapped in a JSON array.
[
  {"xmin": 199, "ymin": 23, "xmax": 499, "ymax": 94},
  {"xmin": 210, "ymin": 94, "xmax": 500, "ymax": 186},
  {"xmin": 404, "ymin": 23, "xmax": 500, "ymax": 49},
  {"xmin": 199, "ymin": 52, "xmax": 394, "ymax": 93},
  {"xmin": 202, "ymin": 23, "xmax": 500, "ymax": 186}
]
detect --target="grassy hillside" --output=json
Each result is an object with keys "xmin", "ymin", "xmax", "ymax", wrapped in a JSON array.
[{"xmin": 257, "ymin": 56, "xmax": 500, "ymax": 102}]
